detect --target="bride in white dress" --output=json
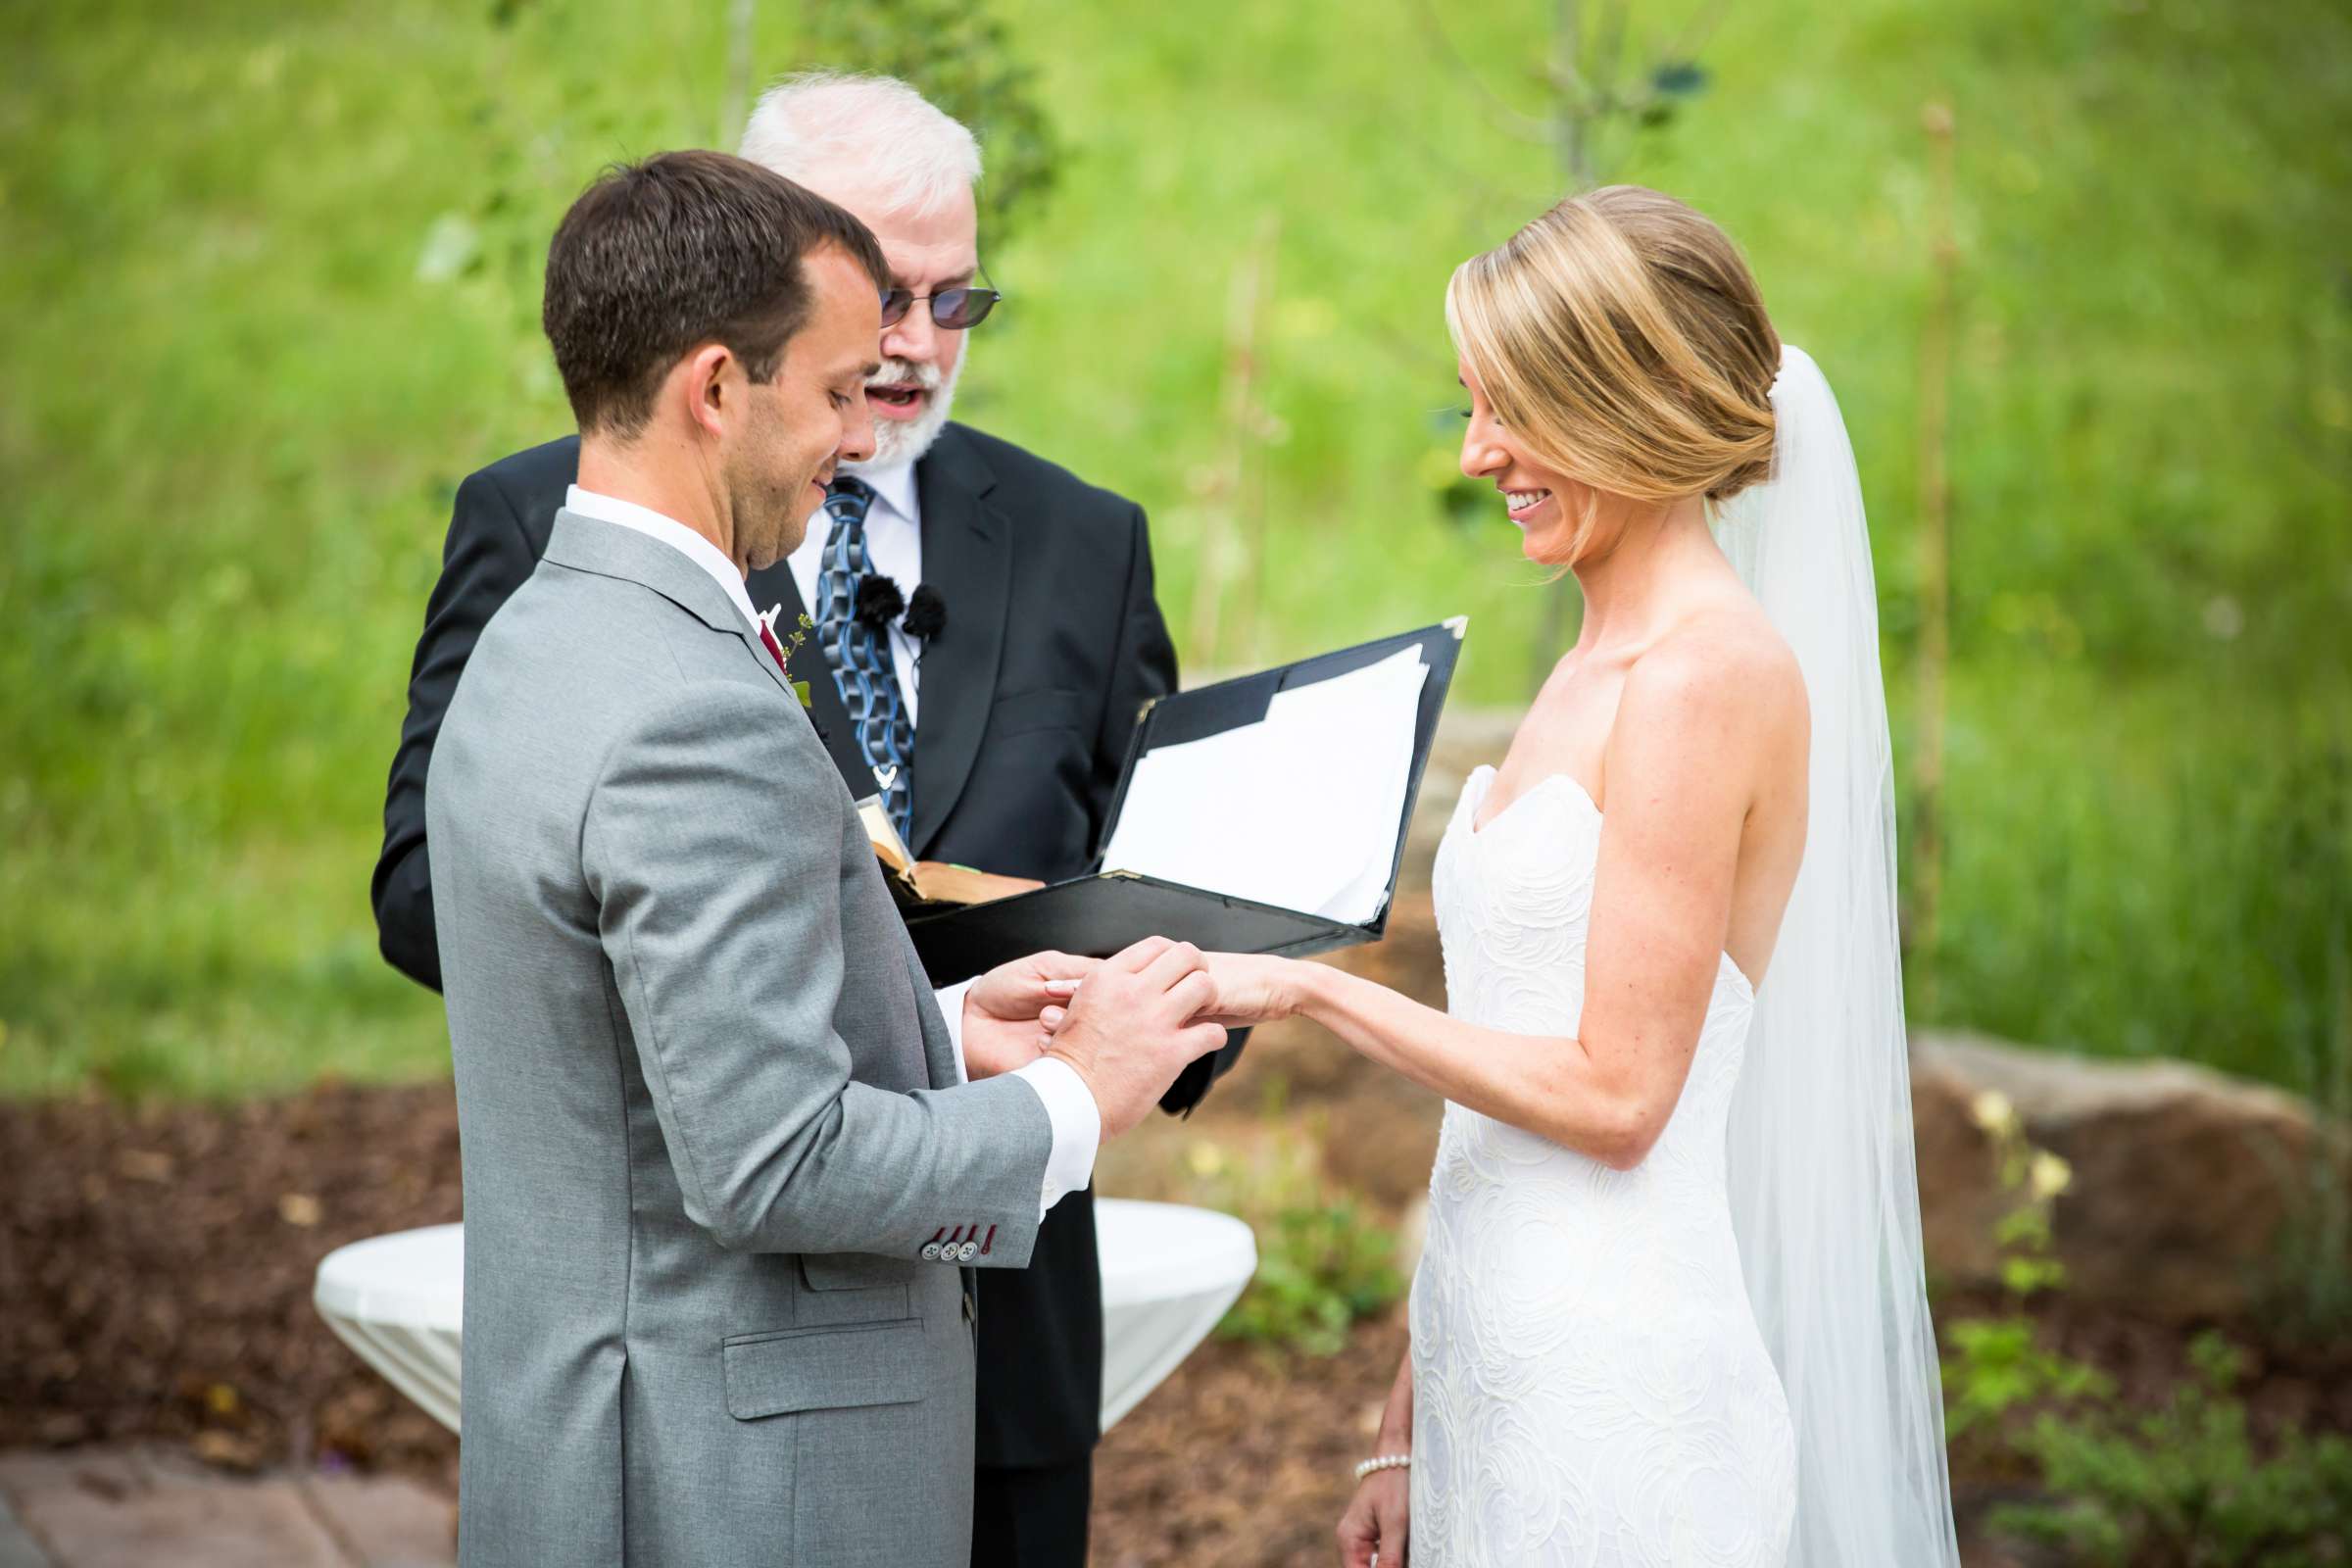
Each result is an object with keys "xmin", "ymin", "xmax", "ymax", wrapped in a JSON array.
[{"xmin": 1205, "ymin": 188, "xmax": 1959, "ymax": 1565}]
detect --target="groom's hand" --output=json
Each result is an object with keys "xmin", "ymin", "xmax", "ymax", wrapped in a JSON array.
[
  {"xmin": 1034, "ymin": 950, "xmax": 1298, "ymax": 1037},
  {"xmin": 962, "ymin": 951, "xmax": 1100, "ymax": 1080},
  {"xmin": 1045, "ymin": 937, "xmax": 1226, "ymax": 1139}
]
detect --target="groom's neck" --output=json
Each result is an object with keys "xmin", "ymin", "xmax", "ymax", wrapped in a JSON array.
[{"xmin": 577, "ymin": 429, "xmax": 742, "ymax": 572}]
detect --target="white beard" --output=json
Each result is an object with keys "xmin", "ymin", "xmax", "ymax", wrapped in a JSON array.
[{"xmin": 845, "ymin": 351, "xmax": 964, "ymax": 475}]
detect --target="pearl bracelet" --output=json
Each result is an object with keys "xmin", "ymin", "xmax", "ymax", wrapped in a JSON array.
[{"xmin": 1353, "ymin": 1453, "xmax": 1411, "ymax": 1483}]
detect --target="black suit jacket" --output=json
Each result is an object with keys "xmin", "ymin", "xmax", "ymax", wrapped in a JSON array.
[{"xmin": 373, "ymin": 422, "xmax": 1243, "ymax": 1467}]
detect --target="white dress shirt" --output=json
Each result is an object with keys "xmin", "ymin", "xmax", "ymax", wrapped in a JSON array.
[
  {"xmin": 785, "ymin": 462, "xmax": 926, "ymax": 724},
  {"xmin": 563, "ymin": 485, "xmax": 1099, "ymax": 1216}
]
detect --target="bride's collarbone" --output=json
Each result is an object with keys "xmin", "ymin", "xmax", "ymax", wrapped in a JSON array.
[
  {"xmin": 1520, "ymin": 650, "xmax": 1635, "ymax": 741},
  {"xmin": 1477, "ymin": 759, "xmax": 1603, "ymax": 833},
  {"xmin": 1492, "ymin": 710, "xmax": 1616, "ymax": 823}
]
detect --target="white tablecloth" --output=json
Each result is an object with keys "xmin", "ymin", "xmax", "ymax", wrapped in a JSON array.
[{"xmin": 314, "ymin": 1199, "xmax": 1255, "ymax": 1436}]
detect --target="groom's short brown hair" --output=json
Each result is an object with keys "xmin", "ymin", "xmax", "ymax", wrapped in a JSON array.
[{"xmin": 541, "ymin": 149, "xmax": 890, "ymax": 438}]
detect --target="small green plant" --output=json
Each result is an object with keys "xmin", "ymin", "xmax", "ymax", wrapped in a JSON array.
[
  {"xmin": 1217, "ymin": 1195, "xmax": 1403, "ymax": 1357},
  {"xmin": 1939, "ymin": 1090, "xmax": 2113, "ymax": 1468},
  {"xmin": 1947, "ymin": 1081, "xmax": 2352, "ymax": 1564},
  {"xmin": 1992, "ymin": 1333, "xmax": 2352, "ymax": 1567},
  {"xmin": 1942, "ymin": 1315, "xmax": 2111, "ymax": 1470},
  {"xmin": 1180, "ymin": 1132, "xmax": 1405, "ymax": 1357}
]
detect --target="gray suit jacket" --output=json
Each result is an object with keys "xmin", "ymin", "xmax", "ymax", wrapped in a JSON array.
[{"xmin": 428, "ymin": 510, "xmax": 1055, "ymax": 1566}]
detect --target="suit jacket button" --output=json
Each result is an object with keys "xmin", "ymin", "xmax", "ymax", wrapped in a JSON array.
[
  {"xmin": 920, "ymin": 1243, "xmax": 943, "ymax": 1261},
  {"xmin": 956, "ymin": 1241, "xmax": 979, "ymax": 1261}
]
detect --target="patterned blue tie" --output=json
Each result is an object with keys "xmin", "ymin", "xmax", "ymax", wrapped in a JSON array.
[{"xmin": 815, "ymin": 476, "xmax": 915, "ymax": 841}]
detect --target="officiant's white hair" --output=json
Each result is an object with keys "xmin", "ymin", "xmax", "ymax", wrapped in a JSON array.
[{"xmin": 739, "ymin": 73, "xmax": 982, "ymax": 220}]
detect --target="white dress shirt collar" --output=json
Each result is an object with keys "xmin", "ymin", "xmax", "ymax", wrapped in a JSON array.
[
  {"xmin": 845, "ymin": 459, "xmax": 919, "ymax": 526},
  {"xmin": 564, "ymin": 485, "xmax": 760, "ymax": 632}
]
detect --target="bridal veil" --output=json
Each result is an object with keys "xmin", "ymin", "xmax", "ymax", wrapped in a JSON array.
[{"xmin": 1715, "ymin": 344, "xmax": 1962, "ymax": 1566}]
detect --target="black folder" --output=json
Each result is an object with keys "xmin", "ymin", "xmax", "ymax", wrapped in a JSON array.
[{"xmin": 906, "ymin": 618, "xmax": 1465, "ymax": 984}]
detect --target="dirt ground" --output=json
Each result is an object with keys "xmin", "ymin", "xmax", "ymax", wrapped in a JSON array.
[
  {"xmin": 0, "ymin": 1075, "xmax": 1398, "ymax": 1562},
  {"xmin": 5, "ymin": 1069, "xmax": 2348, "ymax": 1565}
]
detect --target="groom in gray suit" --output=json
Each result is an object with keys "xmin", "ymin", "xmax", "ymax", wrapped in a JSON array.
[{"xmin": 427, "ymin": 150, "xmax": 1225, "ymax": 1566}]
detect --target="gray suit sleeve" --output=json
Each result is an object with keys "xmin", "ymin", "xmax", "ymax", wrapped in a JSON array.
[{"xmin": 581, "ymin": 680, "xmax": 1055, "ymax": 1266}]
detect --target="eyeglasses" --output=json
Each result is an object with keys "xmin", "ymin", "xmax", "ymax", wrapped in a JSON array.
[{"xmin": 879, "ymin": 268, "xmax": 1002, "ymax": 331}]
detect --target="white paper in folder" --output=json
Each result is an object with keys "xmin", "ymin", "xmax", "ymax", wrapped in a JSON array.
[{"xmin": 1098, "ymin": 645, "xmax": 1429, "ymax": 924}]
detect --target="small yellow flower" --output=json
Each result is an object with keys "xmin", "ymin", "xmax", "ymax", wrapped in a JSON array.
[
  {"xmin": 2029, "ymin": 1151, "xmax": 2073, "ymax": 1200},
  {"xmin": 1187, "ymin": 1142, "xmax": 1228, "ymax": 1179},
  {"xmin": 1969, "ymin": 1090, "xmax": 2016, "ymax": 1136}
]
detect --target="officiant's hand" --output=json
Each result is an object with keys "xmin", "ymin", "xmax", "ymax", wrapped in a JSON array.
[
  {"xmin": 962, "ymin": 951, "xmax": 1102, "ymax": 1080},
  {"xmin": 1045, "ymin": 937, "xmax": 1226, "ymax": 1139}
]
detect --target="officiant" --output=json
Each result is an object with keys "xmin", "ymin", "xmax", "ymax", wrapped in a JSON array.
[{"xmin": 369, "ymin": 72, "xmax": 1243, "ymax": 1568}]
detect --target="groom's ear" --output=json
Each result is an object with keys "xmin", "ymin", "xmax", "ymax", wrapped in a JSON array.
[{"xmin": 678, "ymin": 343, "xmax": 736, "ymax": 442}]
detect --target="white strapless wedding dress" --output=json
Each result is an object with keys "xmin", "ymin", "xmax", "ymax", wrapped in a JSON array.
[{"xmin": 1410, "ymin": 765, "xmax": 1796, "ymax": 1566}]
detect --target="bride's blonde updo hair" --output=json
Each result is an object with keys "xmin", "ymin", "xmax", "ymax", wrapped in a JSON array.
[{"xmin": 1446, "ymin": 186, "xmax": 1783, "ymax": 549}]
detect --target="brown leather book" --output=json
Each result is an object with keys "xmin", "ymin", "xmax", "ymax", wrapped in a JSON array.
[{"xmin": 858, "ymin": 796, "xmax": 1044, "ymax": 909}]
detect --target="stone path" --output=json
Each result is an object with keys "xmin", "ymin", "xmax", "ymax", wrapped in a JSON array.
[{"xmin": 0, "ymin": 1449, "xmax": 452, "ymax": 1568}]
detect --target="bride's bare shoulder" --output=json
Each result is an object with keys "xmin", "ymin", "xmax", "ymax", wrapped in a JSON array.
[{"xmin": 1619, "ymin": 603, "xmax": 1807, "ymax": 751}]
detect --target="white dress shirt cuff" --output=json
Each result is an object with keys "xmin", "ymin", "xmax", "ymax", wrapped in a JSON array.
[
  {"xmin": 1007, "ymin": 1056, "xmax": 1102, "ymax": 1219},
  {"xmin": 933, "ymin": 980, "xmax": 978, "ymax": 1086}
]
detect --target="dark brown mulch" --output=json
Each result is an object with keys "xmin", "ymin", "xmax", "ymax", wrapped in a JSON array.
[
  {"xmin": 0, "ymin": 1082, "xmax": 464, "ymax": 1485},
  {"xmin": 1094, "ymin": 1322, "xmax": 1408, "ymax": 1567},
  {"xmin": 0, "ymin": 1074, "xmax": 1414, "ymax": 1562},
  {"xmin": 6, "ymin": 1081, "xmax": 2351, "ymax": 1568}
]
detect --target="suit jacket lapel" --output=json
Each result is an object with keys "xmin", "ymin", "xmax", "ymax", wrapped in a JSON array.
[
  {"xmin": 909, "ymin": 428, "xmax": 1009, "ymax": 857},
  {"xmin": 744, "ymin": 559, "xmax": 880, "ymax": 795},
  {"xmin": 546, "ymin": 513, "xmax": 793, "ymax": 703},
  {"xmin": 752, "ymin": 553, "xmax": 960, "ymax": 1091}
]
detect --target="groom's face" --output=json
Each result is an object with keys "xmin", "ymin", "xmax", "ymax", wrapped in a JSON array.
[{"xmin": 729, "ymin": 243, "xmax": 880, "ymax": 570}]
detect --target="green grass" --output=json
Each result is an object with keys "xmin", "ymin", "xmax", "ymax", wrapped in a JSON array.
[
  {"xmin": 1, "ymin": 0, "xmax": 2347, "ymax": 1099},
  {"xmin": 1911, "ymin": 664, "xmax": 2352, "ymax": 1092}
]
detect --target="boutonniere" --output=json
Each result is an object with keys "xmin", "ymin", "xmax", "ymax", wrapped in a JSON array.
[{"xmin": 758, "ymin": 605, "xmax": 817, "ymax": 710}]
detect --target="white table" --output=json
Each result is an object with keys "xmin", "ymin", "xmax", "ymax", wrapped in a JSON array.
[{"xmin": 315, "ymin": 1199, "xmax": 1255, "ymax": 1436}]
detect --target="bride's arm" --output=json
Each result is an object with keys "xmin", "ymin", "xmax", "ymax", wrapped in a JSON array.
[
  {"xmin": 1233, "ymin": 647, "xmax": 1773, "ymax": 1170},
  {"xmin": 1336, "ymin": 1351, "xmax": 1414, "ymax": 1567},
  {"xmin": 1373, "ymin": 1348, "xmax": 1412, "ymax": 1450}
]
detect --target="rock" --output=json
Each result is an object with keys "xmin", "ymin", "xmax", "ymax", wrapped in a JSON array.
[{"xmin": 1912, "ymin": 1031, "xmax": 2343, "ymax": 1322}]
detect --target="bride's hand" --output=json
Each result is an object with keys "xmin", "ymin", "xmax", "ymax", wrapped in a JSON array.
[
  {"xmin": 1199, "ymin": 952, "xmax": 1306, "ymax": 1026},
  {"xmin": 1035, "ymin": 952, "xmax": 1305, "ymax": 1033},
  {"xmin": 963, "ymin": 951, "xmax": 1099, "ymax": 1078},
  {"xmin": 1337, "ymin": 1468, "xmax": 1407, "ymax": 1567}
]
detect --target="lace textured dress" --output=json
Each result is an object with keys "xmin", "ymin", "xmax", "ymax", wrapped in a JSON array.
[{"xmin": 1410, "ymin": 764, "xmax": 1796, "ymax": 1566}]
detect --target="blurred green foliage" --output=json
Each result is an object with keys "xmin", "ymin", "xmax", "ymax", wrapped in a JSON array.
[
  {"xmin": 1217, "ymin": 1197, "xmax": 1405, "ymax": 1358},
  {"xmin": 797, "ymin": 0, "xmax": 1059, "ymax": 248},
  {"xmin": 1994, "ymin": 1333, "xmax": 2352, "ymax": 1567},
  {"xmin": 1941, "ymin": 1104, "xmax": 2352, "ymax": 1561},
  {"xmin": 1940, "ymin": 1093, "xmax": 2114, "ymax": 1471},
  {"xmin": 0, "ymin": 0, "xmax": 2347, "ymax": 1098},
  {"xmin": 1174, "ymin": 1129, "xmax": 1406, "ymax": 1356}
]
